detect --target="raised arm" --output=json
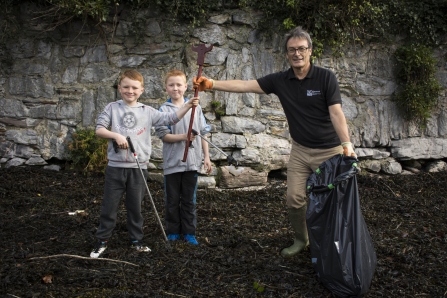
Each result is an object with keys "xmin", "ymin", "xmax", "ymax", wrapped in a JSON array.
[
  {"xmin": 175, "ymin": 97, "xmax": 199, "ymax": 120},
  {"xmin": 193, "ymin": 77, "xmax": 265, "ymax": 94}
]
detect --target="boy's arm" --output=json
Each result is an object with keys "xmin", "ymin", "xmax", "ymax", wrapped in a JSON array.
[
  {"xmin": 201, "ymin": 137, "xmax": 212, "ymax": 174},
  {"xmin": 96, "ymin": 127, "xmax": 128, "ymax": 148},
  {"xmin": 175, "ymin": 97, "xmax": 199, "ymax": 120},
  {"xmin": 162, "ymin": 132, "xmax": 196, "ymax": 143}
]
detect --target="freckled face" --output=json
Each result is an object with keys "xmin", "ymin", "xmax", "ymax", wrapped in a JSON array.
[
  {"xmin": 165, "ymin": 75, "xmax": 187, "ymax": 101},
  {"xmin": 286, "ymin": 37, "xmax": 312, "ymax": 70},
  {"xmin": 118, "ymin": 77, "xmax": 144, "ymax": 106}
]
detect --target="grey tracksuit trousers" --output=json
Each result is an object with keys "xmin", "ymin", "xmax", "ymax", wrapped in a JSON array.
[{"xmin": 95, "ymin": 166, "xmax": 148, "ymax": 241}]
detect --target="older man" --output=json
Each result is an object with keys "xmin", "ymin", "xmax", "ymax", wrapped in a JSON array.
[{"xmin": 193, "ymin": 26, "xmax": 356, "ymax": 258}]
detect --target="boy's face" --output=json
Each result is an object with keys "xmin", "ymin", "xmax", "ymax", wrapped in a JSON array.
[
  {"xmin": 118, "ymin": 77, "xmax": 144, "ymax": 106},
  {"xmin": 165, "ymin": 75, "xmax": 187, "ymax": 101}
]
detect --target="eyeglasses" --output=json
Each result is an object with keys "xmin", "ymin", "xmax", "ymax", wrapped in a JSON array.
[{"xmin": 287, "ymin": 47, "xmax": 309, "ymax": 55}]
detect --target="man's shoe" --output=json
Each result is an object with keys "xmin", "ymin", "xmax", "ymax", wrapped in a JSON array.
[
  {"xmin": 130, "ymin": 240, "xmax": 151, "ymax": 252},
  {"xmin": 167, "ymin": 234, "xmax": 180, "ymax": 241},
  {"xmin": 90, "ymin": 240, "xmax": 107, "ymax": 258},
  {"xmin": 184, "ymin": 234, "xmax": 199, "ymax": 245}
]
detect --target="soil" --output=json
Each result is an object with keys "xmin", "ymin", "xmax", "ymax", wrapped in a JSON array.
[{"xmin": 1, "ymin": 166, "xmax": 446, "ymax": 298}]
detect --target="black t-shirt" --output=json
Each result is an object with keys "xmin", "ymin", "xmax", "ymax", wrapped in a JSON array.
[{"xmin": 257, "ymin": 65, "xmax": 342, "ymax": 148}]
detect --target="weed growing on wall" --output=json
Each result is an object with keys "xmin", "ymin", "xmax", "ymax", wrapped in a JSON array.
[
  {"xmin": 67, "ymin": 128, "xmax": 108, "ymax": 173},
  {"xmin": 393, "ymin": 44, "xmax": 442, "ymax": 128}
]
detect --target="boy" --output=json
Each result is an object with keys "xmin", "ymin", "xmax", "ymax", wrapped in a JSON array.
[
  {"xmin": 90, "ymin": 69, "xmax": 199, "ymax": 258},
  {"xmin": 155, "ymin": 69, "xmax": 212, "ymax": 245}
]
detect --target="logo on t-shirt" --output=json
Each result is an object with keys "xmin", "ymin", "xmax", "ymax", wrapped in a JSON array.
[
  {"xmin": 307, "ymin": 90, "xmax": 321, "ymax": 96},
  {"xmin": 122, "ymin": 112, "xmax": 136, "ymax": 128},
  {"xmin": 116, "ymin": 112, "xmax": 145, "ymax": 135}
]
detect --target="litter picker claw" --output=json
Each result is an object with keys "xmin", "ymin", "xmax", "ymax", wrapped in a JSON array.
[{"xmin": 191, "ymin": 129, "xmax": 240, "ymax": 168}]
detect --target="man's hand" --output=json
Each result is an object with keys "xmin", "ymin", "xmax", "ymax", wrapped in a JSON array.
[
  {"xmin": 342, "ymin": 142, "xmax": 357, "ymax": 158},
  {"xmin": 193, "ymin": 76, "xmax": 213, "ymax": 91}
]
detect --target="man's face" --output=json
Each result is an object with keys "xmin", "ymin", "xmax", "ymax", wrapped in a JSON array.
[
  {"xmin": 165, "ymin": 75, "xmax": 187, "ymax": 101},
  {"xmin": 118, "ymin": 77, "xmax": 144, "ymax": 106},
  {"xmin": 286, "ymin": 37, "xmax": 312, "ymax": 70}
]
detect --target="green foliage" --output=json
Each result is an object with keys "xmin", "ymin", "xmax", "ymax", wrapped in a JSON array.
[
  {"xmin": 46, "ymin": 0, "xmax": 118, "ymax": 22},
  {"xmin": 67, "ymin": 128, "xmax": 109, "ymax": 173},
  {"xmin": 2, "ymin": 1, "xmax": 446, "ymax": 57},
  {"xmin": 393, "ymin": 44, "xmax": 442, "ymax": 128},
  {"xmin": 253, "ymin": 281, "xmax": 265, "ymax": 292},
  {"xmin": 210, "ymin": 100, "xmax": 225, "ymax": 119}
]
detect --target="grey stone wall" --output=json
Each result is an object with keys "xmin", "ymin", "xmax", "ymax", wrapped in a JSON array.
[{"xmin": 1, "ymin": 4, "xmax": 446, "ymax": 187}]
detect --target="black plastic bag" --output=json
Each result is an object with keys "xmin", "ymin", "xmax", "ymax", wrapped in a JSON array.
[{"xmin": 306, "ymin": 154, "xmax": 377, "ymax": 297}]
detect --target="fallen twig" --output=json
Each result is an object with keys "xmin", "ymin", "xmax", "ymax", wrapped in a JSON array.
[
  {"xmin": 160, "ymin": 291, "xmax": 187, "ymax": 297},
  {"xmin": 28, "ymin": 254, "xmax": 139, "ymax": 266},
  {"xmin": 380, "ymin": 181, "xmax": 398, "ymax": 198}
]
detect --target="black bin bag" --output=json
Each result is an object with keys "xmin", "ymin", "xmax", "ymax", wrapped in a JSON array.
[{"xmin": 306, "ymin": 154, "xmax": 377, "ymax": 297}]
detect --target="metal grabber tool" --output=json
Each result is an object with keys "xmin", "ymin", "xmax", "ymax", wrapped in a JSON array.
[
  {"xmin": 191, "ymin": 129, "xmax": 244, "ymax": 176},
  {"xmin": 125, "ymin": 136, "xmax": 169, "ymax": 244},
  {"xmin": 182, "ymin": 43, "xmax": 214, "ymax": 162}
]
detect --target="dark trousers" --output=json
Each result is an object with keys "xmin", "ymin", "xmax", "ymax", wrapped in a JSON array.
[
  {"xmin": 95, "ymin": 166, "xmax": 148, "ymax": 241},
  {"xmin": 164, "ymin": 171, "xmax": 198, "ymax": 235}
]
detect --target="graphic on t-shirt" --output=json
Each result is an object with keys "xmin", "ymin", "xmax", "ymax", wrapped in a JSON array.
[
  {"xmin": 307, "ymin": 90, "xmax": 321, "ymax": 96},
  {"xmin": 115, "ymin": 112, "xmax": 146, "ymax": 135},
  {"xmin": 122, "ymin": 112, "xmax": 137, "ymax": 129}
]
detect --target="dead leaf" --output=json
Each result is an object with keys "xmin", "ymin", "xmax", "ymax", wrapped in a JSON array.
[{"xmin": 42, "ymin": 275, "xmax": 53, "ymax": 284}]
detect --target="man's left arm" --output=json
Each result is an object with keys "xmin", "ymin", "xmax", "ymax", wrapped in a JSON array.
[{"xmin": 329, "ymin": 104, "xmax": 356, "ymax": 157}]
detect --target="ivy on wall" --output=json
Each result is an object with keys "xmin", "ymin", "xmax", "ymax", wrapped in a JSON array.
[
  {"xmin": 393, "ymin": 45, "xmax": 442, "ymax": 128},
  {"xmin": 1, "ymin": 0, "xmax": 446, "ymax": 53}
]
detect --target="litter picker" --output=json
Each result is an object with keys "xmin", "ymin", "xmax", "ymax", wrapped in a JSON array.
[
  {"xmin": 191, "ymin": 129, "xmax": 244, "ymax": 176},
  {"xmin": 182, "ymin": 43, "xmax": 213, "ymax": 162},
  {"xmin": 124, "ymin": 136, "xmax": 169, "ymax": 243}
]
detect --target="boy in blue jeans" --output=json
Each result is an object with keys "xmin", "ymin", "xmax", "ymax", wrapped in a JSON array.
[
  {"xmin": 155, "ymin": 70, "xmax": 212, "ymax": 245},
  {"xmin": 90, "ymin": 69, "xmax": 199, "ymax": 258}
]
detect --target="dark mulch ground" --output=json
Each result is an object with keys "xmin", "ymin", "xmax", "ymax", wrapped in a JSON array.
[{"xmin": 0, "ymin": 167, "xmax": 446, "ymax": 298}]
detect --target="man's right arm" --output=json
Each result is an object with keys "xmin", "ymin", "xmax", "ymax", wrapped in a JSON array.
[{"xmin": 194, "ymin": 77, "xmax": 265, "ymax": 94}]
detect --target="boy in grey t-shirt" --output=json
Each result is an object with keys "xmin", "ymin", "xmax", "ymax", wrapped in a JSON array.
[
  {"xmin": 90, "ymin": 69, "xmax": 199, "ymax": 258},
  {"xmin": 155, "ymin": 70, "xmax": 212, "ymax": 246}
]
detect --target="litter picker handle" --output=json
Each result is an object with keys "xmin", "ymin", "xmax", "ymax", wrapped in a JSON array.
[
  {"xmin": 112, "ymin": 139, "xmax": 119, "ymax": 153},
  {"xmin": 182, "ymin": 43, "xmax": 213, "ymax": 162},
  {"xmin": 127, "ymin": 136, "xmax": 136, "ymax": 155}
]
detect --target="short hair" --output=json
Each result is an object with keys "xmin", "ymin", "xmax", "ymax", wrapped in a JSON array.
[
  {"xmin": 118, "ymin": 69, "xmax": 144, "ymax": 85},
  {"xmin": 283, "ymin": 26, "xmax": 313, "ymax": 53},
  {"xmin": 165, "ymin": 69, "xmax": 187, "ymax": 85}
]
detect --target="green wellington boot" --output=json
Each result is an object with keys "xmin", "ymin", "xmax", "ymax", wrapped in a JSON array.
[{"xmin": 281, "ymin": 206, "xmax": 309, "ymax": 258}]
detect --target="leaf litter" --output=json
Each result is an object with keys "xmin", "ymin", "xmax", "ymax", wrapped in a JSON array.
[{"xmin": 0, "ymin": 167, "xmax": 446, "ymax": 297}]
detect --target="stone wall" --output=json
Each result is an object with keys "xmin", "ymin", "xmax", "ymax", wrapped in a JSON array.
[{"xmin": 1, "ymin": 4, "xmax": 447, "ymax": 188}]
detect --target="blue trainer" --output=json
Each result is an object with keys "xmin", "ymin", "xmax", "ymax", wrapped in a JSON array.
[
  {"xmin": 167, "ymin": 234, "xmax": 180, "ymax": 241},
  {"xmin": 184, "ymin": 234, "xmax": 199, "ymax": 245}
]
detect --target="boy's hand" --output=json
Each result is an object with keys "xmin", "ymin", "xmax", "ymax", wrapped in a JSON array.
[
  {"xmin": 203, "ymin": 157, "xmax": 212, "ymax": 174},
  {"xmin": 186, "ymin": 97, "xmax": 199, "ymax": 108},
  {"xmin": 115, "ymin": 134, "xmax": 128, "ymax": 149},
  {"xmin": 184, "ymin": 133, "xmax": 196, "ymax": 142},
  {"xmin": 193, "ymin": 76, "xmax": 213, "ymax": 91}
]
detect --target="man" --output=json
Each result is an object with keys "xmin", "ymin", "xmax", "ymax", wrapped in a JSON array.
[{"xmin": 193, "ymin": 26, "xmax": 356, "ymax": 258}]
